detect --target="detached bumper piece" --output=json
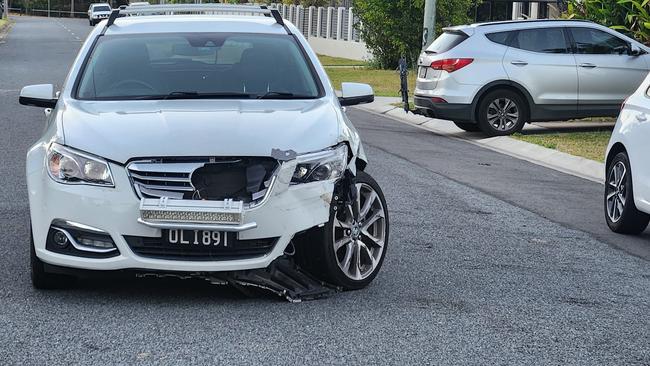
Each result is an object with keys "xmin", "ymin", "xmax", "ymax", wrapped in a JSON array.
[
  {"xmin": 218, "ymin": 257, "xmax": 339, "ymax": 302},
  {"xmin": 137, "ymin": 256, "xmax": 338, "ymax": 303}
]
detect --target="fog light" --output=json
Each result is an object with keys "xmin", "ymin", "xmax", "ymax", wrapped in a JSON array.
[
  {"xmin": 77, "ymin": 237, "xmax": 114, "ymax": 249},
  {"xmin": 52, "ymin": 230, "xmax": 68, "ymax": 247}
]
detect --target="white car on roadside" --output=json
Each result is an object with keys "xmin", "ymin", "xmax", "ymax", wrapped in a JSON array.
[
  {"xmin": 19, "ymin": 4, "xmax": 388, "ymax": 295},
  {"xmin": 87, "ymin": 3, "xmax": 112, "ymax": 26},
  {"xmin": 605, "ymin": 73, "xmax": 650, "ymax": 234}
]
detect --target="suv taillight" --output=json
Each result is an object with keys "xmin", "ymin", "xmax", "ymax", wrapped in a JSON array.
[{"xmin": 430, "ymin": 58, "xmax": 474, "ymax": 73}]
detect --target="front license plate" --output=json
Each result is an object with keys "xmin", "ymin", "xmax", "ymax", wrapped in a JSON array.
[{"xmin": 164, "ymin": 229, "xmax": 229, "ymax": 247}]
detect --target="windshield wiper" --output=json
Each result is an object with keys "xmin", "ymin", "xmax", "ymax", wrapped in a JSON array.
[
  {"xmin": 257, "ymin": 91, "xmax": 315, "ymax": 100},
  {"xmin": 164, "ymin": 91, "xmax": 254, "ymax": 100},
  {"xmin": 130, "ymin": 91, "xmax": 254, "ymax": 100}
]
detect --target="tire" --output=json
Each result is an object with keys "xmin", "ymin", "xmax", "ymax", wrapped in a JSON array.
[
  {"xmin": 294, "ymin": 171, "xmax": 389, "ymax": 290},
  {"xmin": 477, "ymin": 89, "xmax": 527, "ymax": 136},
  {"xmin": 453, "ymin": 121, "xmax": 481, "ymax": 132},
  {"xmin": 30, "ymin": 227, "xmax": 75, "ymax": 289},
  {"xmin": 605, "ymin": 152, "xmax": 650, "ymax": 234}
]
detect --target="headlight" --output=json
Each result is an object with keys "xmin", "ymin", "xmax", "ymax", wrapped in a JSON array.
[
  {"xmin": 46, "ymin": 143, "xmax": 114, "ymax": 187},
  {"xmin": 291, "ymin": 144, "xmax": 348, "ymax": 184}
]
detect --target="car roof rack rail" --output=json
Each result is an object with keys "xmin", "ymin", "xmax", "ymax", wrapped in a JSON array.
[{"xmin": 105, "ymin": 4, "xmax": 287, "ymax": 31}]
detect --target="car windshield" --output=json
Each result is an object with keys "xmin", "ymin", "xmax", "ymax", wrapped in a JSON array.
[
  {"xmin": 76, "ymin": 33, "xmax": 322, "ymax": 100},
  {"xmin": 93, "ymin": 5, "xmax": 110, "ymax": 11}
]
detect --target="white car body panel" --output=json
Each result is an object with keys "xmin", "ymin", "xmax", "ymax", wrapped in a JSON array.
[
  {"xmin": 607, "ymin": 74, "xmax": 650, "ymax": 213},
  {"xmin": 25, "ymin": 14, "xmax": 369, "ymax": 272}
]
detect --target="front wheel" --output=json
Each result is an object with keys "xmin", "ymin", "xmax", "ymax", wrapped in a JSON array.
[
  {"xmin": 295, "ymin": 171, "xmax": 389, "ymax": 290},
  {"xmin": 605, "ymin": 152, "xmax": 649, "ymax": 234}
]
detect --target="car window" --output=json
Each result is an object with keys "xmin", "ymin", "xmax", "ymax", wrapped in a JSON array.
[
  {"xmin": 512, "ymin": 28, "xmax": 568, "ymax": 53},
  {"xmin": 93, "ymin": 5, "xmax": 111, "ymax": 11},
  {"xmin": 570, "ymin": 27, "xmax": 629, "ymax": 55},
  {"xmin": 485, "ymin": 31, "xmax": 511, "ymax": 46},
  {"xmin": 76, "ymin": 33, "xmax": 322, "ymax": 100},
  {"xmin": 426, "ymin": 31, "xmax": 468, "ymax": 54}
]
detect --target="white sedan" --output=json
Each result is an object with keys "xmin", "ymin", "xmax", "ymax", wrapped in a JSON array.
[{"xmin": 605, "ymin": 74, "xmax": 650, "ymax": 234}]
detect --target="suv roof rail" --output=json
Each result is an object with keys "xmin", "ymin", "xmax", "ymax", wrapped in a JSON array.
[
  {"xmin": 474, "ymin": 19, "xmax": 594, "ymax": 27},
  {"xmin": 105, "ymin": 4, "xmax": 287, "ymax": 32}
]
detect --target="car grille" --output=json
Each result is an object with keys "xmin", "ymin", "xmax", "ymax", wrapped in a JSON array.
[
  {"xmin": 124, "ymin": 235, "xmax": 278, "ymax": 261},
  {"xmin": 127, "ymin": 157, "xmax": 278, "ymax": 202}
]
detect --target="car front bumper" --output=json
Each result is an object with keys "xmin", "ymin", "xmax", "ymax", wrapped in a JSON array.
[{"xmin": 27, "ymin": 149, "xmax": 335, "ymax": 272}]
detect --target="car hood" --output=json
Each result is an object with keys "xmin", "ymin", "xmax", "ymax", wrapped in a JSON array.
[{"xmin": 60, "ymin": 99, "xmax": 343, "ymax": 164}]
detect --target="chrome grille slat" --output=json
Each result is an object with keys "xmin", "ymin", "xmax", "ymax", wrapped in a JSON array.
[
  {"xmin": 128, "ymin": 161, "xmax": 197, "ymax": 199},
  {"xmin": 130, "ymin": 172, "xmax": 191, "ymax": 183}
]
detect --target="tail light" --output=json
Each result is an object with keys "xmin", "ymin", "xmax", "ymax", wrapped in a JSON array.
[{"xmin": 430, "ymin": 58, "xmax": 474, "ymax": 73}]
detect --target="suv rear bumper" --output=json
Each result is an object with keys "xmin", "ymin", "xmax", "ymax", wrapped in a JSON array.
[{"xmin": 414, "ymin": 96, "xmax": 474, "ymax": 123}]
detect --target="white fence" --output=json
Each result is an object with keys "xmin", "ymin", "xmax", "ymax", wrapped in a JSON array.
[{"xmin": 268, "ymin": 3, "xmax": 371, "ymax": 61}]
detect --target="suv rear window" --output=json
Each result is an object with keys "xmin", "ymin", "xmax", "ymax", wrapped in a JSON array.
[
  {"xmin": 76, "ymin": 33, "xmax": 322, "ymax": 100},
  {"xmin": 486, "ymin": 31, "xmax": 511, "ymax": 46},
  {"xmin": 425, "ymin": 31, "xmax": 468, "ymax": 54}
]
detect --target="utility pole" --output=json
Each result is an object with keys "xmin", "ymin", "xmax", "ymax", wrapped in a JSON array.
[{"xmin": 422, "ymin": 0, "xmax": 436, "ymax": 50}]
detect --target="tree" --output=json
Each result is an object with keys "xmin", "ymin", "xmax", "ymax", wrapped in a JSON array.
[
  {"xmin": 566, "ymin": 0, "xmax": 650, "ymax": 44},
  {"xmin": 354, "ymin": 0, "xmax": 480, "ymax": 69}
]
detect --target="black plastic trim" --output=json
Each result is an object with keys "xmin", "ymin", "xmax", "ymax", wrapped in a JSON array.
[{"xmin": 413, "ymin": 96, "xmax": 474, "ymax": 122}]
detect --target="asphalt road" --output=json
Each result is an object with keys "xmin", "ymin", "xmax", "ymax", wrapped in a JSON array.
[{"xmin": 1, "ymin": 17, "xmax": 649, "ymax": 365}]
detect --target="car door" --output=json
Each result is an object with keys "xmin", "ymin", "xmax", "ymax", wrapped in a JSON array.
[
  {"xmin": 502, "ymin": 27, "xmax": 578, "ymax": 118},
  {"xmin": 569, "ymin": 27, "xmax": 649, "ymax": 113}
]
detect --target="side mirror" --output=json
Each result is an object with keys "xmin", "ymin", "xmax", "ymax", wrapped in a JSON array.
[
  {"xmin": 19, "ymin": 84, "xmax": 57, "ymax": 108},
  {"xmin": 629, "ymin": 44, "xmax": 643, "ymax": 57},
  {"xmin": 339, "ymin": 82, "xmax": 374, "ymax": 106}
]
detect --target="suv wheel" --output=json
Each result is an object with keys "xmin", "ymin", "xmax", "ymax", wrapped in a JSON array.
[
  {"xmin": 30, "ymin": 227, "xmax": 75, "ymax": 289},
  {"xmin": 295, "ymin": 171, "xmax": 389, "ymax": 290},
  {"xmin": 605, "ymin": 152, "xmax": 650, "ymax": 234},
  {"xmin": 477, "ymin": 89, "xmax": 527, "ymax": 136},
  {"xmin": 453, "ymin": 122, "xmax": 481, "ymax": 132}
]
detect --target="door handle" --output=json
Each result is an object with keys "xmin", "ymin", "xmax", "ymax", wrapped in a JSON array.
[
  {"xmin": 636, "ymin": 114, "xmax": 647, "ymax": 122},
  {"xmin": 510, "ymin": 61, "xmax": 528, "ymax": 66},
  {"xmin": 579, "ymin": 63, "xmax": 597, "ymax": 69}
]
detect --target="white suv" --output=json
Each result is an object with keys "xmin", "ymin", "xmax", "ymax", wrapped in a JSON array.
[
  {"xmin": 19, "ymin": 5, "xmax": 388, "ymax": 297},
  {"xmin": 415, "ymin": 20, "xmax": 650, "ymax": 136},
  {"xmin": 87, "ymin": 3, "xmax": 112, "ymax": 26},
  {"xmin": 605, "ymin": 73, "xmax": 650, "ymax": 235}
]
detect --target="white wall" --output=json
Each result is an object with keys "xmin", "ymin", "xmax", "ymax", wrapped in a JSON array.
[{"xmin": 307, "ymin": 37, "xmax": 371, "ymax": 61}]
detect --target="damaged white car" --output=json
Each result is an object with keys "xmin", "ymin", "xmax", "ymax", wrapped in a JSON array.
[{"xmin": 19, "ymin": 5, "xmax": 389, "ymax": 298}]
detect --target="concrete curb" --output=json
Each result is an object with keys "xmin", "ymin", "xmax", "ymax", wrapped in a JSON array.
[{"xmin": 354, "ymin": 99, "xmax": 605, "ymax": 184}]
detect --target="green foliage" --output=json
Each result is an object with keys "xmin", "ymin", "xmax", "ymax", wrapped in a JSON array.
[
  {"xmin": 567, "ymin": 0, "xmax": 650, "ymax": 44},
  {"xmin": 353, "ymin": 0, "xmax": 480, "ymax": 69}
]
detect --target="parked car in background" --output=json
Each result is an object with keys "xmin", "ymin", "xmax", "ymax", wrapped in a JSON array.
[
  {"xmin": 605, "ymin": 74, "xmax": 650, "ymax": 235},
  {"xmin": 415, "ymin": 19, "xmax": 650, "ymax": 136},
  {"xmin": 87, "ymin": 3, "xmax": 112, "ymax": 26},
  {"xmin": 18, "ymin": 5, "xmax": 388, "ymax": 293}
]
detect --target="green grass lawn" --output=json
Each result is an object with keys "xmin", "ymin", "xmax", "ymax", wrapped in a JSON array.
[
  {"xmin": 325, "ymin": 67, "xmax": 416, "ymax": 98},
  {"xmin": 318, "ymin": 54, "xmax": 368, "ymax": 67},
  {"xmin": 512, "ymin": 131, "xmax": 612, "ymax": 162}
]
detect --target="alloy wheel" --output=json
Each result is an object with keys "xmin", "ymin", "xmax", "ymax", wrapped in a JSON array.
[
  {"xmin": 487, "ymin": 98, "xmax": 519, "ymax": 132},
  {"xmin": 333, "ymin": 183, "xmax": 387, "ymax": 281},
  {"xmin": 606, "ymin": 161, "xmax": 627, "ymax": 223}
]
